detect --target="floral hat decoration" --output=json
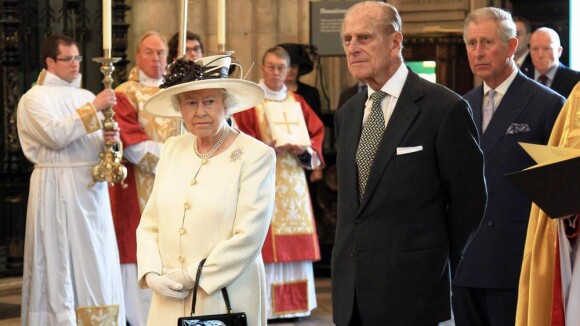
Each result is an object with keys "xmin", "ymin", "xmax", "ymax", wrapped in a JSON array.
[{"xmin": 144, "ymin": 55, "xmax": 265, "ymax": 119}]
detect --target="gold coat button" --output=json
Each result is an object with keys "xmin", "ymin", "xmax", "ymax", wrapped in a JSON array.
[
  {"xmin": 184, "ymin": 202, "xmax": 191, "ymax": 210},
  {"xmin": 178, "ymin": 256, "xmax": 184, "ymax": 263},
  {"xmin": 191, "ymin": 178, "xmax": 197, "ymax": 185},
  {"xmin": 179, "ymin": 227, "xmax": 186, "ymax": 235}
]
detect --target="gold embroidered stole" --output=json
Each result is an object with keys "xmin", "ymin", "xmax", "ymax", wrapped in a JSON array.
[
  {"xmin": 76, "ymin": 304, "xmax": 119, "ymax": 325},
  {"xmin": 516, "ymin": 83, "xmax": 580, "ymax": 325},
  {"xmin": 256, "ymin": 95, "xmax": 318, "ymax": 261},
  {"xmin": 116, "ymin": 68, "xmax": 180, "ymax": 211}
]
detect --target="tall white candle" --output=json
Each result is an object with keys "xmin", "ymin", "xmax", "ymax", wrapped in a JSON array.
[
  {"xmin": 103, "ymin": 0, "xmax": 112, "ymax": 52},
  {"xmin": 178, "ymin": 0, "xmax": 188, "ymax": 58},
  {"xmin": 217, "ymin": 0, "xmax": 225, "ymax": 50}
]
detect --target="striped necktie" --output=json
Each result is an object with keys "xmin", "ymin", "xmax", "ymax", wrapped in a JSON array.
[{"xmin": 356, "ymin": 90, "xmax": 387, "ymax": 200}]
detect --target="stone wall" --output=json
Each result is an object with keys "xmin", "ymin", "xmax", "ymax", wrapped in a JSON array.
[{"xmin": 125, "ymin": 0, "xmax": 489, "ymax": 111}]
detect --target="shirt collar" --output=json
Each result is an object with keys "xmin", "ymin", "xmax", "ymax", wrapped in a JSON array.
[
  {"xmin": 138, "ymin": 69, "xmax": 163, "ymax": 87},
  {"xmin": 515, "ymin": 50, "xmax": 529, "ymax": 67},
  {"xmin": 367, "ymin": 63, "xmax": 408, "ymax": 98},
  {"xmin": 483, "ymin": 68, "xmax": 518, "ymax": 97},
  {"xmin": 259, "ymin": 79, "xmax": 288, "ymax": 101},
  {"xmin": 38, "ymin": 69, "xmax": 82, "ymax": 88},
  {"xmin": 534, "ymin": 64, "xmax": 558, "ymax": 81}
]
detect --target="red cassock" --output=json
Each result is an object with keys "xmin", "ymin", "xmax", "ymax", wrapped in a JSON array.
[
  {"xmin": 108, "ymin": 93, "xmax": 149, "ymax": 263},
  {"xmin": 234, "ymin": 93, "xmax": 324, "ymax": 264}
]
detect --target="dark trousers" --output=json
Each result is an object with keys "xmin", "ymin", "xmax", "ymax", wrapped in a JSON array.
[{"xmin": 452, "ymin": 285, "xmax": 518, "ymax": 326}]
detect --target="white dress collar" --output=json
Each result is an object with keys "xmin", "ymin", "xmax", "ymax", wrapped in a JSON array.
[
  {"xmin": 40, "ymin": 70, "xmax": 82, "ymax": 88},
  {"xmin": 138, "ymin": 69, "xmax": 163, "ymax": 87},
  {"xmin": 259, "ymin": 79, "xmax": 287, "ymax": 101}
]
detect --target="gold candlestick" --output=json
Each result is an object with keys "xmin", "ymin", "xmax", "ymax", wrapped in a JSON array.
[{"xmin": 90, "ymin": 54, "xmax": 127, "ymax": 187}]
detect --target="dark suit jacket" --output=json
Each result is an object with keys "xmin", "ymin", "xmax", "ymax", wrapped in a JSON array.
[
  {"xmin": 518, "ymin": 53, "xmax": 534, "ymax": 77},
  {"xmin": 337, "ymin": 84, "xmax": 359, "ymax": 109},
  {"xmin": 332, "ymin": 70, "xmax": 487, "ymax": 325},
  {"xmin": 296, "ymin": 81, "xmax": 322, "ymax": 116},
  {"xmin": 453, "ymin": 72, "xmax": 564, "ymax": 289},
  {"xmin": 550, "ymin": 64, "xmax": 580, "ymax": 98},
  {"xmin": 523, "ymin": 62, "xmax": 580, "ymax": 98}
]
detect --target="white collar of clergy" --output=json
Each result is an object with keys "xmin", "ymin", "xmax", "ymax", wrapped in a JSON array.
[
  {"xmin": 259, "ymin": 78, "xmax": 287, "ymax": 101},
  {"xmin": 38, "ymin": 69, "xmax": 82, "ymax": 88},
  {"xmin": 138, "ymin": 69, "xmax": 163, "ymax": 87}
]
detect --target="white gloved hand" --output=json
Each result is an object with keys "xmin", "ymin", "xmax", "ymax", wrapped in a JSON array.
[
  {"xmin": 145, "ymin": 272, "xmax": 190, "ymax": 299},
  {"xmin": 163, "ymin": 268, "xmax": 196, "ymax": 290}
]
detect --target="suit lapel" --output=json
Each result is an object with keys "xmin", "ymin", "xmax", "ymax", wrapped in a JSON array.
[
  {"xmin": 480, "ymin": 72, "xmax": 531, "ymax": 156},
  {"xmin": 471, "ymin": 86, "xmax": 484, "ymax": 135},
  {"xmin": 549, "ymin": 64, "xmax": 566, "ymax": 93},
  {"xmin": 357, "ymin": 71, "xmax": 423, "ymax": 212}
]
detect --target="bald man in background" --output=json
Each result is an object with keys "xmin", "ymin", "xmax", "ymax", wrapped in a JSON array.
[{"xmin": 526, "ymin": 27, "xmax": 580, "ymax": 98}]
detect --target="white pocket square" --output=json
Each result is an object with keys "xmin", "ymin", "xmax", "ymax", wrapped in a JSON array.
[{"xmin": 396, "ymin": 146, "xmax": 423, "ymax": 155}]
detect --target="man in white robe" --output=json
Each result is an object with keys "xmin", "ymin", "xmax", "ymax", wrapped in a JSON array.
[{"xmin": 16, "ymin": 34, "xmax": 125, "ymax": 325}]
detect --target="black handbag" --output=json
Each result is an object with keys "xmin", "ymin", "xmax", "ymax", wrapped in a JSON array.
[{"xmin": 177, "ymin": 258, "xmax": 248, "ymax": 326}]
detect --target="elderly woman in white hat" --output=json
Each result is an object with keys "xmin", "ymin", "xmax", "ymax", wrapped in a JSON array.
[{"xmin": 136, "ymin": 55, "xmax": 275, "ymax": 326}]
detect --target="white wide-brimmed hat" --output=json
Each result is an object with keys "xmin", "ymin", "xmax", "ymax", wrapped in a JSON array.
[{"xmin": 143, "ymin": 55, "xmax": 265, "ymax": 118}]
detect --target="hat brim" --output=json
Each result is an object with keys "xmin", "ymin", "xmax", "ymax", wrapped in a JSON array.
[
  {"xmin": 278, "ymin": 43, "xmax": 314, "ymax": 76},
  {"xmin": 143, "ymin": 79, "xmax": 265, "ymax": 119}
]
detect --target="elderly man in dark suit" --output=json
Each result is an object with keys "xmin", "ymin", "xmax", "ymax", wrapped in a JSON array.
[
  {"xmin": 526, "ymin": 27, "xmax": 580, "ymax": 98},
  {"xmin": 452, "ymin": 8, "xmax": 565, "ymax": 326},
  {"xmin": 331, "ymin": 2, "xmax": 487, "ymax": 325}
]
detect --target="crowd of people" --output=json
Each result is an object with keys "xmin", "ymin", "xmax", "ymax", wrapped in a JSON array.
[{"xmin": 15, "ymin": 1, "xmax": 580, "ymax": 325}]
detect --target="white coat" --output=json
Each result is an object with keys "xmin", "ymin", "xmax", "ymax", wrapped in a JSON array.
[{"xmin": 137, "ymin": 131, "xmax": 275, "ymax": 326}]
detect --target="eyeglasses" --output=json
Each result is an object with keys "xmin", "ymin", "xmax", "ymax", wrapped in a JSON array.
[
  {"xmin": 186, "ymin": 46, "xmax": 202, "ymax": 53},
  {"xmin": 264, "ymin": 64, "xmax": 288, "ymax": 72},
  {"xmin": 54, "ymin": 56, "xmax": 83, "ymax": 64}
]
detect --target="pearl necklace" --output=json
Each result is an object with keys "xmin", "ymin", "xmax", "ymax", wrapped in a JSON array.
[{"xmin": 193, "ymin": 127, "xmax": 230, "ymax": 162}]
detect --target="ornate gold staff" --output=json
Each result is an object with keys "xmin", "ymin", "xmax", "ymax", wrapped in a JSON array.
[
  {"xmin": 90, "ymin": 53, "xmax": 127, "ymax": 187},
  {"xmin": 89, "ymin": 1, "xmax": 127, "ymax": 187}
]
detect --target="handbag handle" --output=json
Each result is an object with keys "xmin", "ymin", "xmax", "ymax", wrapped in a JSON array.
[{"xmin": 190, "ymin": 258, "xmax": 234, "ymax": 316}]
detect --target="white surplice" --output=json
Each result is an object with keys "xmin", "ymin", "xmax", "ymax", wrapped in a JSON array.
[
  {"xmin": 559, "ymin": 216, "xmax": 580, "ymax": 326},
  {"xmin": 17, "ymin": 71, "xmax": 125, "ymax": 325}
]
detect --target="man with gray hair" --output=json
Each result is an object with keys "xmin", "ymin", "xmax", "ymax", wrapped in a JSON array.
[
  {"xmin": 453, "ymin": 7, "xmax": 565, "ymax": 325},
  {"xmin": 331, "ymin": 1, "xmax": 487, "ymax": 324},
  {"xmin": 526, "ymin": 27, "xmax": 580, "ymax": 98}
]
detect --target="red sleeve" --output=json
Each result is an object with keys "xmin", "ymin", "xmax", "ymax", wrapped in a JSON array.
[
  {"xmin": 114, "ymin": 92, "xmax": 150, "ymax": 147},
  {"xmin": 233, "ymin": 107, "xmax": 263, "ymax": 141},
  {"xmin": 294, "ymin": 94, "xmax": 326, "ymax": 166}
]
